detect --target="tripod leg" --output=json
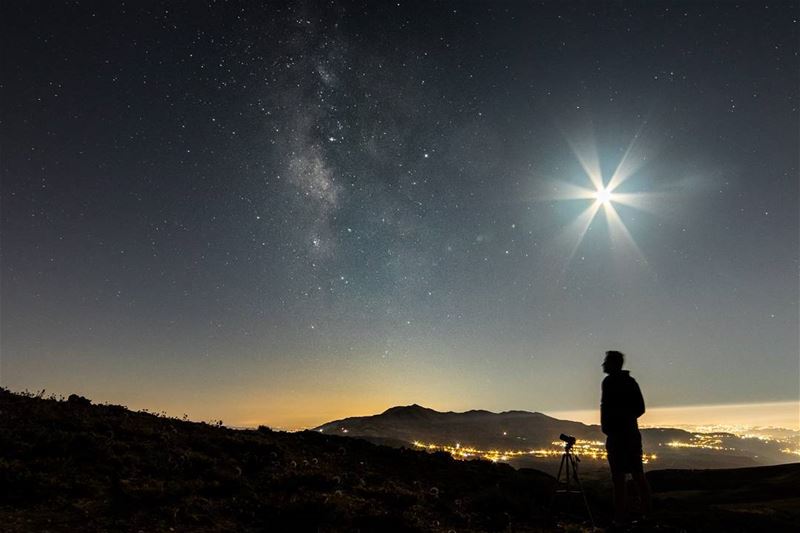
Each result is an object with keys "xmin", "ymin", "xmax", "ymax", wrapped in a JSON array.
[
  {"xmin": 555, "ymin": 453, "xmax": 566, "ymax": 484},
  {"xmin": 564, "ymin": 453, "xmax": 571, "ymax": 514},
  {"xmin": 570, "ymin": 454, "xmax": 595, "ymax": 529},
  {"xmin": 547, "ymin": 454, "xmax": 568, "ymax": 520}
]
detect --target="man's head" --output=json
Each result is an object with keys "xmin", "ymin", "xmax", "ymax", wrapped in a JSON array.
[{"xmin": 602, "ymin": 350, "xmax": 625, "ymax": 374}]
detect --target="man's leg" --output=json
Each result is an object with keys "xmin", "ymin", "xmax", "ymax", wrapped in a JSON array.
[
  {"xmin": 611, "ymin": 472, "xmax": 627, "ymax": 522},
  {"xmin": 631, "ymin": 470, "xmax": 652, "ymax": 515}
]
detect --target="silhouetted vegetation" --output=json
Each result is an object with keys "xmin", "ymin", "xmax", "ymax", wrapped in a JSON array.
[{"xmin": 0, "ymin": 389, "xmax": 557, "ymax": 532}]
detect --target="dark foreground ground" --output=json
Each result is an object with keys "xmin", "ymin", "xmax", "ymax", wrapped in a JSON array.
[{"xmin": 1, "ymin": 389, "xmax": 798, "ymax": 532}]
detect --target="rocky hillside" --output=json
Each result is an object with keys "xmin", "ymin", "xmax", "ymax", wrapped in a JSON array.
[{"xmin": 0, "ymin": 390, "xmax": 557, "ymax": 532}]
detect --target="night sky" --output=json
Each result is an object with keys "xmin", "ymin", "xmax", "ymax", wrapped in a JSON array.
[{"xmin": 2, "ymin": 1, "xmax": 798, "ymax": 428}]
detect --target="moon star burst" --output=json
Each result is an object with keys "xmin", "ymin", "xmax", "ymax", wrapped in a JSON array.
[{"xmin": 547, "ymin": 134, "xmax": 662, "ymax": 270}]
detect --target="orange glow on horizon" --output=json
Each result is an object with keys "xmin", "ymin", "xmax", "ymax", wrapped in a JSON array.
[
  {"xmin": 258, "ymin": 400, "xmax": 800, "ymax": 432},
  {"xmin": 548, "ymin": 401, "xmax": 800, "ymax": 432}
]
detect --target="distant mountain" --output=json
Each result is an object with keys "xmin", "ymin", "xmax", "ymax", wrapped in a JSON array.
[
  {"xmin": 315, "ymin": 404, "xmax": 603, "ymax": 449},
  {"xmin": 316, "ymin": 405, "xmax": 794, "ymax": 470}
]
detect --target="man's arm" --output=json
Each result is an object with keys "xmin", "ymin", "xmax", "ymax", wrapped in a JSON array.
[
  {"xmin": 631, "ymin": 379, "xmax": 645, "ymax": 418},
  {"xmin": 600, "ymin": 377, "xmax": 609, "ymax": 434}
]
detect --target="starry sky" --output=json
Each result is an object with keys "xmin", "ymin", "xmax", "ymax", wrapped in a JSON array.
[{"xmin": 2, "ymin": 1, "xmax": 798, "ymax": 428}]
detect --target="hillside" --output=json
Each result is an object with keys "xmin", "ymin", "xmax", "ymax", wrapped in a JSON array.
[
  {"xmin": 0, "ymin": 390, "xmax": 555, "ymax": 532},
  {"xmin": 648, "ymin": 464, "xmax": 800, "ymax": 531}
]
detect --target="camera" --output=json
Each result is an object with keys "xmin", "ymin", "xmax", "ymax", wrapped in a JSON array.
[{"xmin": 559, "ymin": 433, "xmax": 576, "ymax": 446}]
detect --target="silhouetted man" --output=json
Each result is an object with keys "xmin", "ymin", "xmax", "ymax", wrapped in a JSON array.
[{"xmin": 601, "ymin": 350, "xmax": 651, "ymax": 524}]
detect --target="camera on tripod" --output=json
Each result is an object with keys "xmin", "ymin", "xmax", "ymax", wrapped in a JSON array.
[
  {"xmin": 559, "ymin": 433, "xmax": 576, "ymax": 448},
  {"xmin": 549, "ymin": 433, "xmax": 594, "ymax": 527}
]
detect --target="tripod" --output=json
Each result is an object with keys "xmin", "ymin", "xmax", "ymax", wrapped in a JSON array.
[{"xmin": 548, "ymin": 440, "xmax": 595, "ymax": 528}]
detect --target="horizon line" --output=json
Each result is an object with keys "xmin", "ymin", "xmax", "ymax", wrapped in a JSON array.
[{"xmin": 264, "ymin": 399, "xmax": 799, "ymax": 432}]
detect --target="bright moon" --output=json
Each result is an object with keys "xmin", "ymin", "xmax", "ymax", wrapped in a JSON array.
[
  {"xmin": 544, "ymin": 131, "xmax": 662, "ymax": 269},
  {"xmin": 595, "ymin": 187, "xmax": 613, "ymax": 205}
]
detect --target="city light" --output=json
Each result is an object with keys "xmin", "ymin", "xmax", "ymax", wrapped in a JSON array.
[{"xmin": 411, "ymin": 439, "xmax": 658, "ymax": 464}]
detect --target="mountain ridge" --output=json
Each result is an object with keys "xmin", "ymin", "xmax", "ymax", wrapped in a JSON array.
[
  {"xmin": 331, "ymin": 403, "xmax": 564, "ymax": 427},
  {"xmin": 315, "ymin": 403, "xmax": 596, "ymax": 452},
  {"xmin": 315, "ymin": 403, "xmax": 793, "ymax": 471}
]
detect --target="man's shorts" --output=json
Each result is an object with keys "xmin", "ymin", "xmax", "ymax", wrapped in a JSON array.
[{"xmin": 606, "ymin": 431, "xmax": 644, "ymax": 474}]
